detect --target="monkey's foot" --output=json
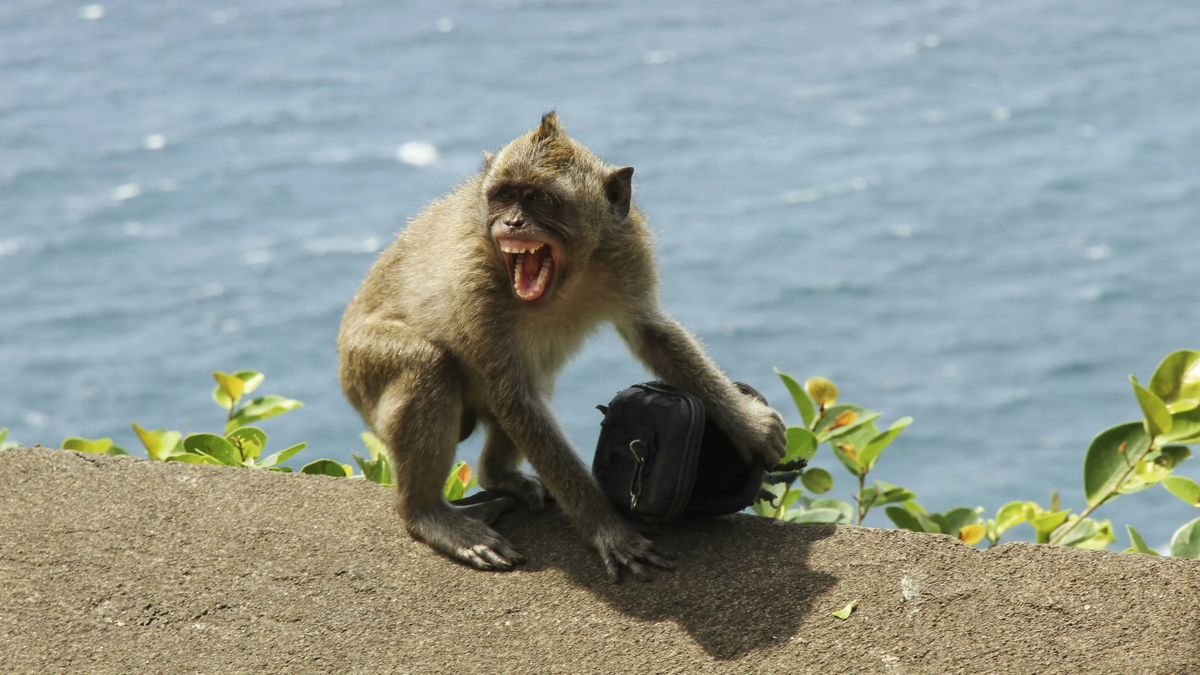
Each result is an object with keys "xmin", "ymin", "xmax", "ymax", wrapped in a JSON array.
[
  {"xmin": 407, "ymin": 508, "xmax": 525, "ymax": 571},
  {"xmin": 479, "ymin": 471, "xmax": 549, "ymax": 513},
  {"xmin": 590, "ymin": 518, "xmax": 675, "ymax": 583}
]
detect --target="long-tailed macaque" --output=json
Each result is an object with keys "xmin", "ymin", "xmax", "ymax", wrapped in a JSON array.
[{"xmin": 338, "ymin": 113, "xmax": 787, "ymax": 581}]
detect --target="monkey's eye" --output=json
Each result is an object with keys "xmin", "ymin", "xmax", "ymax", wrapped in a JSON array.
[
  {"xmin": 527, "ymin": 191, "xmax": 552, "ymax": 203},
  {"xmin": 493, "ymin": 187, "xmax": 518, "ymax": 200}
]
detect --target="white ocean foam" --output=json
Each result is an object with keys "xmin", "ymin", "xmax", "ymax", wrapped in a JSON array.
[
  {"xmin": 994, "ymin": 106, "xmax": 1012, "ymax": 121},
  {"xmin": 1086, "ymin": 245, "xmax": 1112, "ymax": 260},
  {"xmin": 924, "ymin": 34, "xmax": 942, "ymax": 48},
  {"xmin": 889, "ymin": 224, "xmax": 914, "ymax": 238},
  {"xmin": 0, "ymin": 240, "xmax": 18, "ymax": 255},
  {"xmin": 305, "ymin": 237, "xmax": 383, "ymax": 255},
  {"xmin": 144, "ymin": 134, "xmax": 167, "ymax": 150},
  {"xmin": 79, "ymin": 4, "xmax": 104, "ymax": 20},
  {"xmin": 397, "ymin": 141, "xmax": 439, "ymax": 167},
  {"xmin": 643, "ymin": 50, "xmax": 676, "ymax": 65},
  {"xmin": 211, "ymin": 9, "xmax": 238, "ymax": 24},
  {"xmin": 244, "ymin": 249, "xmax": 274, "ymax": 265},
  {"xmin": 112, "ymin": 183, "xmax": 141, "ymax": 201},
  {"xmin": 437, "ymin": 18, "xmax": 453, "ymax": 33},
  {"xmin": 188, "ymin": 282, "xmax": 225, "ymax": 301},
  {"xmin": 123, "ymin": 221, "xmax": 177, "ymax": 238}
]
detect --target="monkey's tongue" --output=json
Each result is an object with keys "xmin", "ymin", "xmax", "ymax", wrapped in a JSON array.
[{"xmin": 514, "ymin": 248, "xmax": 552, "ymax": 301}]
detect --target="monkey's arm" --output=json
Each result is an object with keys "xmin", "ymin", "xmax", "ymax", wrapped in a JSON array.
[
  {"xmin": 617, "ymin": 311, "xmax": 787, "ymax": 466},
  {"xmin": 474, "ymin": 355, "xmax": 674, "ymax": 582}
]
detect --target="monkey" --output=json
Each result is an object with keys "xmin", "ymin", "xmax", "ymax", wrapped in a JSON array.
[{"xmin": 337, "ymin": 113, "xmax": 787, "ymax": 582}]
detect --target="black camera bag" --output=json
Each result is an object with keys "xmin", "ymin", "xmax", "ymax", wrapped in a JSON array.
[{"xmin": 591, "ymin": 381, "xmax": 775, "ymax": 523}]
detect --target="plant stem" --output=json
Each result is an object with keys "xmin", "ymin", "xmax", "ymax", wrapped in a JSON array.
[
  {"xmin": 773, "ymin": 478, "xmax": 797, "ymax": 519},
  {"xmin": 855, "ymin": 472, "xmax": 866, "ymax": 525},
  {"xmin": 1048, "ymin": 435, "xmax": 1157, "ymax": 546}
]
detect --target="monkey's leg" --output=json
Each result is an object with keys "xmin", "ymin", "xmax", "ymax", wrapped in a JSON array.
[
  {"xmin": 372, "ymin": 343, "xmax": 524, "ymax": 571},
  {"xmin": 482, "ymin": 380, "xmax": 674, "ymax": 582},
  {"xmin": 478, "ymin": 419, "xmax": 549, "ymax": 513}
]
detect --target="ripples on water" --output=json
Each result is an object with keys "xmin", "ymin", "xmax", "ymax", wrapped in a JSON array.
[{"xmin": 2, "ymin": 0, "xmax": 1199, "ymax": 547}]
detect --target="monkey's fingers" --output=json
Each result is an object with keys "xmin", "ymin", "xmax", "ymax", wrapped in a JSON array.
[
  {"xmin": 643, "ymin": 547, "xmax": 676, "ymax": 570},
  {"xmin": 472, "ymin": 545, "xmax": 515, "ymax": 570},
  {"xmin": 599, "ymin": 550, "xmax": 622, "ymax": 584},
  {"xmin": 456, "ymin": 547, "xmax": 498, "ymax": 571}
]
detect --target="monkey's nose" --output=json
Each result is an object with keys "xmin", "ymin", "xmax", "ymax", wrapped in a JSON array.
[{"xmin": 505, "ymin": 216, "xmax": 525, "ymax": 229}]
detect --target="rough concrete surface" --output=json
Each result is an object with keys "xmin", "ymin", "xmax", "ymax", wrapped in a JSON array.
[{"xmin": 2, "ymin": 446, "xmax": 1199, "ymax": 674}]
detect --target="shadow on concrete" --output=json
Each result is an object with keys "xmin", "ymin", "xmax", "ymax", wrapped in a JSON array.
[{"xmin": 497, "ymin": 506, "xmax": 837, "ymax": 661}]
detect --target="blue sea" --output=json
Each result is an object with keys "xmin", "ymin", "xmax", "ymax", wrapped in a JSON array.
[{"xmin": 3, "ymin": 0, "xmax": 1199, "ymax": 548}]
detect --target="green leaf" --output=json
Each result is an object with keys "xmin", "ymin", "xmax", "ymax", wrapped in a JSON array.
[
  {"xmin": 257, "ymin": 442, "xmax": 307, "ymax": 469},
  {"xmin": 857, "ymin": 417, "xmax": 913, "ymax": 471},
  {"xmin": 131, "ymin": 423, "xmax": 183, "ymax": 462},
  {"xmin": 212, "ymin": 370, "xmax": 265, "ymax": 409},
  {"xmin": 831, "ymin": 600, "xmax": 857, "ymax": 620},
  {"xmin": 915, "ymin": 512, "xmax": 944, "ymax": 534},
  {"xmin": 1131, "ymin": 376, "xmax": 1173, "ymax": 437},
  {"xmin": 800, "ymin": 467, "xmax": 833, "ymax": 494},
  {"xmin": 1083, "ymin": 422, "xmax": 1150, "ymax": 507},
  {"xmin": 0, "ymin": 428, "xmax": 6, "ymax": 444},
  {"xmin": 62, "ymin": 437, "xmax": 114, "ymax": 454},
  {"xmin": 1164, "ymin": 405, "xmax": 1200, "ymax": 443},
  {"xmin": 1149, "ymin": 350, "xmax": 1200, "ymax": 412},
  {"xmin": 300, "ymin": 459, "xmax": 352, "ymax": 477},
  {"xmin": 1054, "ymin": 517, "xmax": 1114, "ymax": 550},
  {"xmin": 994, "ymin": 501, "xmax": 1036, "ymax": 535},
  {"xmin": 942, "ymin": 507, "xmax": 983, "ymax": 535},
  {"xmin": 784, "ymin": 427, "xmax": 819, "ymax": 464},
  {"xmin": 1162, "ymin": 475, "xmax": 1200, "ymax": 507},
  {"xmin": 225, "ymin": 427, "xmax": 267, "ymax": 463},
  {"xmin": 1124, "ymin": 525, "xmax": 1159, "ymax": 555},
  {"xmin": 886, "ymin": 506, "xmax": 924, "ymax": 532},
  {"xmin": 183, "ymin": 433, "xmax": 239, "ymax": 466},
  {"xmin": 869, "ymin": 481, "xmax": 917, "ymax": 507},
  {"xmin": 814, "ymin": 405, "xmax": 881, "ymax": 443},
  {"xmin": 361, "ymin": 432, "xmax": 387, "ymax": 460},
  {"xmin": 784, "ymin": 507, "xmax": 844, "ymax": 524},
  {"xmin": 1121, "ymin": 445, "xmax": 1192, "ymax": 495},
  {"xmin": 444, "ymin": 460, "xmax": 473, "ymax": 500},
  {"xmin": 166, "ymin": 453, "xmax": 223, "ymax": 465},
  {"xmin": 775, "ymin": 369, "xmax": 815, "ymax": 427},
  {"xmin": 227, "ymin": 395, "xmax": 303, "ymax": 433},
  {"xmin": 808, "ymin": 498, "xmax": 855, "ymax": 524},
  {"xmin": 1029, "ymin": 509, "xmax": 1071, "ymax": 535},
  {"xmin": 1169, "ymin": 516, "xmax": 1200, "ymax": 558}
]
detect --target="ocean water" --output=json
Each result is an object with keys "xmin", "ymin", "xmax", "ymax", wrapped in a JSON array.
[{"xmin": 3, "ymin": 0, "xmax": 1199, "ymax": 548}]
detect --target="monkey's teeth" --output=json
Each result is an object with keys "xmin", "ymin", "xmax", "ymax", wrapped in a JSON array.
[
  {"xmin": 500, "ymin": 241, "xmax": 545, "ymax": 254},
  {"xmin": 514, "ymin": 256, "xmax": 553, "ymax": 301}
]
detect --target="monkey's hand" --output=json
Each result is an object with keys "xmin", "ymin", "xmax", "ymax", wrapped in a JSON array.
[
  {"xmin": 590, "ymin": 516, "xmax": 675, "ymax": 583},
  {"xmin": 723, "ymin": 398, "xmax": 788, "ymax": 467}
]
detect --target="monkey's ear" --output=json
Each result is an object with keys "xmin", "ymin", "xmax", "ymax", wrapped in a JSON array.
[
  {"xmin": 532, "ymin": 111, "xmax": 562, "ymax": 142},
  {"xmin": 481, "ymin": 151, "xmax": 496, "ymax": 171},
  {"xmin": 605, "ymin": 167, "xmax": 634, "ymax": 222}
]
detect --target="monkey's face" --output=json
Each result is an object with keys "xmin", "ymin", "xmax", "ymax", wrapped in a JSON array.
[{"xmin": 486, "ymin": 185, "xmax": 575, "ymax": 304}]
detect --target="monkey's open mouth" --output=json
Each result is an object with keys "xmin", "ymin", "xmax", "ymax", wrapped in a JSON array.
[{"xmin": 498, "ymin": 239, "xmax": 556, "ymax": 302}]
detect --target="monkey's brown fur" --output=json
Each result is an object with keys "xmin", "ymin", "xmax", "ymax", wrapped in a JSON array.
[{"xmin": 338, "ymin": 113, "xmax": 787, "ymax": 581}]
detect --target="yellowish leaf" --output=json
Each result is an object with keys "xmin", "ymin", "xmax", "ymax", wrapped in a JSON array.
[{"xmin": 958, "ymin": 523, "xmax": 985, "ymax": 545}]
